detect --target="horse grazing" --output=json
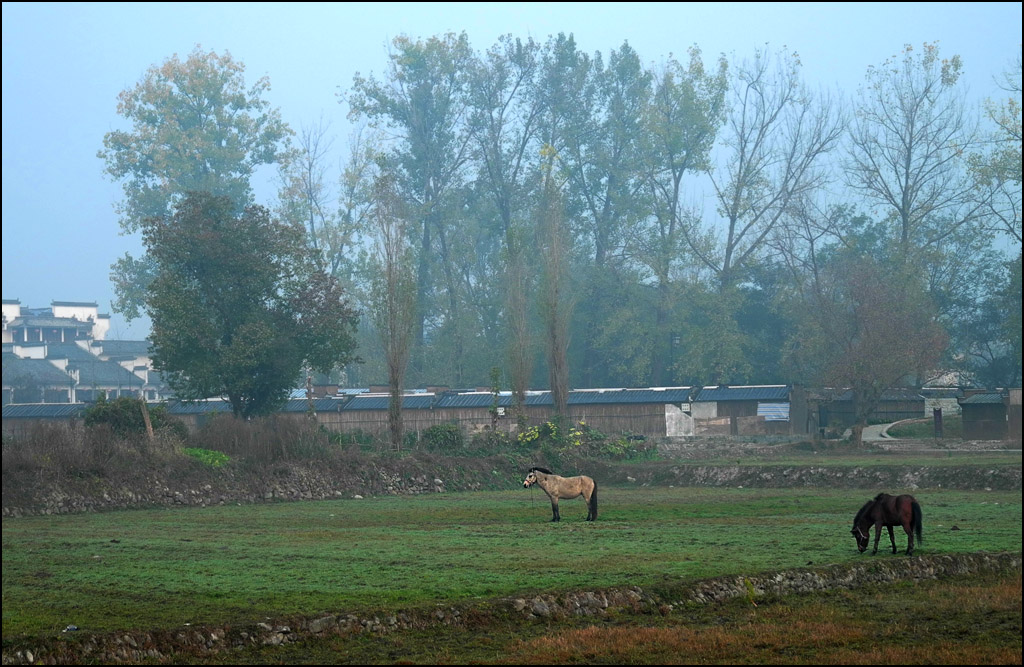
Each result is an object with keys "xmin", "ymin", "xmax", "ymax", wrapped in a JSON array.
[
  {"xmin": 523, "ymin": 467, "xmax": 597, "ymax": 522},
  {"xmin": 851, "ymin": 493, "xmax": 923, "ymax": 555}
]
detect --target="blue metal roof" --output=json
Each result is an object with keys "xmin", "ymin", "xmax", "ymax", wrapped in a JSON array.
[
  {"xmin": 2, "ymin": 403, "xmax": 88, "ymax": 418},
  {"xmin": 342, "ymin": 394, "xmax": 437, "ymax": 411},
  {"xmin": 164, "ymin": 398, "xmax": 345, "ymax": 414},
  {"xmin": 831, "ymin": 388, "xmax": 924, "ymax": 402},
  {"xmin": 695, "ymin": 386, "xmax": 790, "ymax": 402},
  {"xmin": 569, "ymin": 388, "xmax": 692, "ymax": 405},
  {"xmin": 435, "ymin": 393, "xmax": 514, "ymax": 409},
  {"xmin": 164, "ymin": 400, "xmax": 234, "ymax": 415},
  {"xmin": 959, "ymin": 393, "xmax": 1006, "ymax": 405}
]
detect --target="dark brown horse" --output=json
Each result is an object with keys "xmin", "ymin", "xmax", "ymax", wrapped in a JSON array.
[
  {"xmin": 851, "ymin": 493, "xmax": 923, "ymax": 555},
  {"xmin": 523, "ymin": 467, "xmax": 597, "ymax": 522}
]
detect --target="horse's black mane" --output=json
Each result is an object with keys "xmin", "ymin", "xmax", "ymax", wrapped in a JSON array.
[
  {"xmin": 530, "ymin": 466, "xmax": 553, "ymax": 474},
  {"xmin": 853, "ymin": 498, "xmax": 876, "ymax": 525}
]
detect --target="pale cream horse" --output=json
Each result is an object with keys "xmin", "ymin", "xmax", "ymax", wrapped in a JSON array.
[{"xmin": 522, "ymin": 467, "xmax": 597, "ymax": 521}]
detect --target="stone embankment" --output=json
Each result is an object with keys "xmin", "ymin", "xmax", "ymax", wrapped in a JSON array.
[
  {"xmin": 3, "ymin": 441, "xmax": 1020, "ymax": 517},
  {"xmin": 4, "ymin": 551, "xmax": 1019, "ymax": 665}
]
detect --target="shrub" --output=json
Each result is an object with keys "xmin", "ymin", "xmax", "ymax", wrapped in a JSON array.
[
  {"xmin": 189, "ymin": 414, "xmax": 335, "ymax": 464},
  {"xmin": 83, "ymin": 395, "xmax": 186, "ymax": 440},
  {"xmin": 183, "ymin": 447, "xmax": 230, "ymax": 467},
  {"xmin": 421, "ymin": 423, "xmax": 464, "ymax": 453}
]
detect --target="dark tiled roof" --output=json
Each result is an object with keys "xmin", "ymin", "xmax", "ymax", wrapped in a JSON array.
[
  {"xmin": 90, "ymin": 340, "xmax": 153, "ymax": 357},
  {"xmin": 72, "ymin": 358, "xmax": 144, "ymax": 388},
  {"xmin": 920, "ymin": 387, "xmax": 963, "ymax": 399},
  {"xmin": 45, "ymin": 342, "xmax": 99, "ymax": 362},
  {"xmin": 695, "ymin": 386, "xmax": 790, "ymax": 402},
  {"xmin": 51, "ymin": 301, "xmax": 98, "ymax": 307},
  {"xmin": 8, "ymin": 316, "xmax": 92, "ymax": 329},
  {"xmin": 2, "ymin": 356, "xmax": 74, "ymax": 385}
]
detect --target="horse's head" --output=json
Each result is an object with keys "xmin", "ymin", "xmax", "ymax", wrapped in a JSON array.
[
  {"xmin": 851, "ymin": 525, "xmax": 869, "ymax": 552},
  {"xmin": 523, "ymin": 470, "xmax": 538, "ymax": 488}
]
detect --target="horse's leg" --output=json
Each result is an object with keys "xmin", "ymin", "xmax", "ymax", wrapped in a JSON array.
[
  {"xmin": 550, "ymin": 497, "xmax": 560, "ymax": 522},
  {"xmin": 887, "ymin": 525, "xmax": 897, "ymax": 553},
  {"xmin": 872, "ymin": 523, "xmax": 882, "ymax": 555},
  {"xmin": 904, "ymin": 522, "xmax": 914, "ymax": 555},
  {"xmin": 585, "ymin": 491, "xmax": 594, "ymax": 521}
]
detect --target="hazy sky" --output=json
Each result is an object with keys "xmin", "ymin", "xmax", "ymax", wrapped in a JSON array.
[{"xmin": 2, "ymin": 2, "xmax": 1020, "ymax": 340}]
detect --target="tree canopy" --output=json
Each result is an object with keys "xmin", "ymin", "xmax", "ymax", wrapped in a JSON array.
[
  {"xmin": 100, "ymin": 46, "xmax": 293, "ymax": 319},
  {"xmin": 144, "ymin": 192, "xmax": 359, "ymax": 418}
]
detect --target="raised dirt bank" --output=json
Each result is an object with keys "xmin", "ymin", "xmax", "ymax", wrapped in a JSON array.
[
  {"xmin": 3, "ymin": 450, "xmax": 1020, "ymax": 517},
  {"xmin": 3, "ymin": 551, "xmax": 1020, "ymax": 665}
]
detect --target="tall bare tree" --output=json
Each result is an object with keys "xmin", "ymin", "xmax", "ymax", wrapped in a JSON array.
[
  {"xmin": 699, "ymin": 48, "xmax": 845, "ymax": 290},
  {"xmin": 973, "ymin": 50, "xmax": 1022, "ymax": 243},
  {"xmin": 367, "ymin": 166, "xmax": 417, "ymax": 449},
  {"xmin": 846, "ymin": 42, "xmax": 984, "ymax": 257},
  {"xmin": 538, "ymin": 149, "xmax": 575, "ymax": 418}
]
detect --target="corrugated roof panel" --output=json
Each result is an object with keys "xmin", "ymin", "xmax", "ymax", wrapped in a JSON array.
[
  {"xmin": 435, "ymin": 393, "xmax": 514, "ymax": 409},
  {"xmin": 757, "ymin": 402, "xmax": 790, "ymax": 421},
  {"xmin": 695, "ymin": 386, "xmax": 790, "ymax": 402},
  {"xmin": 831, "ymin": 388, "xmax": 924, "ymax": 402},
  {"xmin": 166, "ymin": 400, "xmax": 234, "ymax": 415},
  {"xmin": 280, "ymin": 398, "xmax": 344, "ymax": 412},
  {"xmin": 342, "ymin": 394, "xmax": 436, "ymax": 411},
  {"xmin": 569, "ymin": 388, "xmax": 692, "ymax": 404},
  {"xmin": 960, "ymin": 393, "xmax": 1006, "ymax": 405},
  {"xmin": 2, "ymin": 403, "xmax": 88, "ymax": 418}
]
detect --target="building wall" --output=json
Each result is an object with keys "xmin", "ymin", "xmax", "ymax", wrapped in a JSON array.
[
  {"xmin": 51, "ymin": 303, "xmax": 99, "ymax": 322},
  {"xmin": 962, "ymin": 403, "xmax": 1009, "ymax": 440},
  {"xmin": 1009, "ymin": 389, "xmax": 1022, "ymax": 442}
]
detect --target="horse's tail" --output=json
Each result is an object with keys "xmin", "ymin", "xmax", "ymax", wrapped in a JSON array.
[
  {"xmin": 589, "ymin": 480, "xmax": 598, "ymax": 520},
  {"xmin": 912, "ymin": 500, "xmax": 923, "ymax": 545}
]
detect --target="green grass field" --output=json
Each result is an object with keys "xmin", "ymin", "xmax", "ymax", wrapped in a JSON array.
[{"xmin": 3, "ymin": 486, "xmax": 1020, "ymax": 641}]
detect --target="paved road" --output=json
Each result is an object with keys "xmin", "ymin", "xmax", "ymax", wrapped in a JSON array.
[
  {"xmin": 862, "ymin": 423, "xmax": 892, "ymax": 440},
  {"xmin": 842, "ymin": 423, "xmax": 896, "ymax": 441}
]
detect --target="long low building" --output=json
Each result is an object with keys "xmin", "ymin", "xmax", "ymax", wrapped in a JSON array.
[{"xmin": 1, "ymin": 385, "xmax": 813, "ymax": 439}]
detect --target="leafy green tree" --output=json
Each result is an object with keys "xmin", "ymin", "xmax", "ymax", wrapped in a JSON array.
[
  {"xmin": 99, "ymin": 46, "xmax": 293, "ymax": 318},
  {"xmin": 792, "ymin": 256, "xmax": 947, "ymax": 446},
  {"xmin": 466, "ymin": 36, "xmax": 543, "ymax": 412},
  {"xmin": 637, "ymin": 47, "xmax": 729, "ymax": 384},
  {"xmin": 348, "ymin": 32, "xmax": 475, "ymax": 383},
  {"xmin": 144, "ymin": 193, "xmax": 358, "ymax": 418}
]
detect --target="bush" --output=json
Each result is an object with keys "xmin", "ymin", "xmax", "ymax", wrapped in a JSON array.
[
  {"xmin": 83, "ymin": 395, "xmax": 187, "ymax": 441},
  {"xmin": 1, "ymin": 420, "xmax": 182, "ymax": 479},
  {"xmin": 189, "ymin": 414, "xmax": 335, "ymax": 464},
  {"xmin": 183, "ymin": 447, "xmax": 230, "ymax": 467},
  {"xmin": 421, "ymin": 423, "xmax": 465, "ymax": 453}
]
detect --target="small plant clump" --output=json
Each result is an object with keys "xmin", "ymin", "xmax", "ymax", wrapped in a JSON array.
[{"xmin": 183, "ymin": 447, "xmax": 230, "ymax": 467}]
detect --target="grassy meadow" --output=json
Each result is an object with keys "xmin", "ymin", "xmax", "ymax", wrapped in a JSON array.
[{"xmin": 3, "ymin": 486, "xmax": 1021, "ymax": 642}]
